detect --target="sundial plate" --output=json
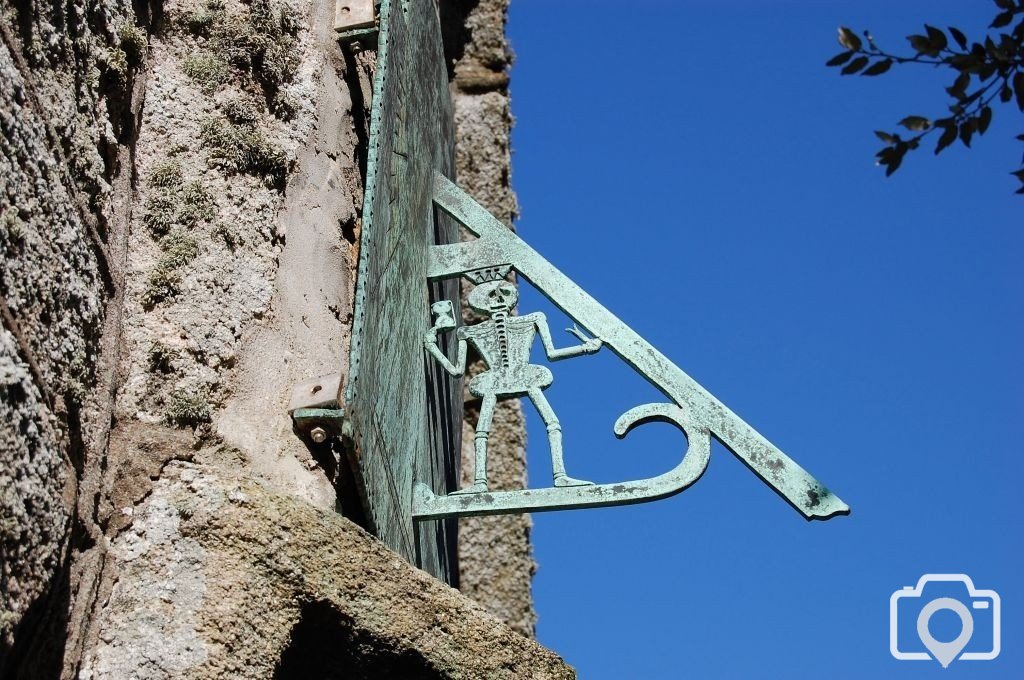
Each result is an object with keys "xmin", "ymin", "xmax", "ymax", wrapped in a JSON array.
[{"xmin": 344, "ymin": 0, "xmax": 461, "ymax": 583}]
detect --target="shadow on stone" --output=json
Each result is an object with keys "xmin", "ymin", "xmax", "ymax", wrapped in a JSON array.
[{"xmin": 274, "ymin": 600, "xmax": 441, "ymax": 680}]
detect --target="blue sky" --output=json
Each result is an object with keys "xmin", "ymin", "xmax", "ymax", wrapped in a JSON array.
[{"xmin": 505, "ymin": 1, "xmax": 1021, "ymax": 677}]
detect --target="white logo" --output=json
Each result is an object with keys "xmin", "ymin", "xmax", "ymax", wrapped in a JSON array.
[{"xmin": 890, "ymin": 574, "xmax": 1001, "ymax": 668}]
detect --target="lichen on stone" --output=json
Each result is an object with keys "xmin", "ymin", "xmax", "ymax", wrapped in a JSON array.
[
  {"xmin": 212, "ymin": 221, "xmax": 239, "ymax": 250},
  {"xmin": 1, "ymin": 206, "xmax": 25, "ymax": 247}
]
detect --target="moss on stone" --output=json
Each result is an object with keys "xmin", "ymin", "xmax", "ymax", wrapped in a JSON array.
[
  {"xmin": 142, "ymin": 178, "xmax": 216, "ymax": 238},
  {"xmin": 182, "ymin": 52, "xmax": 232, "ymax": 93},
  {"xmin": 147, "ymin": 343, "xmax": 178, "ymax": 374},
  {"xmin": 140, "ymin": 225, "xmax": 201, "ymax": 308},
  {"xmin": 165, "ymin": 389, "xmax": 211, "ymax": 427},
  {"xmin": 141, "ymin": 264, "xmax": 181, "ymax": 308},
  {"xmin": 181, "ymin": 0, "xmax": 300, "ymax": 118},
  {"xmin": 200, "ymin": 117, "xmax": 287, "ymax": 183},
  {"xmin": 179, "ymin": 182, "xmax": 217, "ymax": 224},
  {"xmin": 158, "ymin": 230, "xmax": 200, "ymax": 269},
  {"xmin": 105, "ymin": 47, "xmax": 129, "ymax": 80},
  {"xmin": 142, "ymin": 194, "xmax": 178, "ymax": 238},
  {"xmin": 183, "ymin": 0, "xmax": 226, "ymax": 35},
  {"xmin": 221, "ymin": 95, "xmax": 262, "ymax": 126},
  {"xmin": 149, "ymin": 161, "xmax": 183, "ymax": 188},
  {"xmin": 119, "ymin": 23, "xmax": 148, "ymax": 65}
]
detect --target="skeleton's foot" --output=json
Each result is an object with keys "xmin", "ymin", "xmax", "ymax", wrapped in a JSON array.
[
  {"xmin": 553, "ymin": 473, "xmax": 594, "ymax": 488},
  {"xmin": 451, "ymin": 481, "xmax": 489, "ymax": 495}
]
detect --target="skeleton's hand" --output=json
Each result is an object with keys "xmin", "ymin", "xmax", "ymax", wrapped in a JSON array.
[
  {"xmin": 583, "ymin": 338, "xmax": 602, "ymax": 353},
  {"xmin": 424, "ymin": 328, "xmax": 439, "ymax": 345}
]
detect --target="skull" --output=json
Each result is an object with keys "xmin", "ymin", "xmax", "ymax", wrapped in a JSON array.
[{"xmin": 468, "ymin": 280, "xmax": 518, "ymax": 314}]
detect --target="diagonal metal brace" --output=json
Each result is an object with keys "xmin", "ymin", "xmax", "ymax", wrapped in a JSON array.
[{"xmin": 417, "ymin": 172, "xmax": 849, "ymax": 522}]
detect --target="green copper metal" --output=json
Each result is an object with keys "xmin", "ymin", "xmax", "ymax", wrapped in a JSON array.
[
  {"xmin": 337, "ymin": 0, "xmax": 845, "ymax": 555},
  {"xmin": 415, "ymin": 173, "xmax": 850, "ymax": 522},
  {"xmin": 343, "ymin": 0, "xmax": 461, "ymax": 581}
]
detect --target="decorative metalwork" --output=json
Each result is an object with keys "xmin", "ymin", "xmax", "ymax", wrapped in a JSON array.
[
  {"xmin": 312, "ymin": 0, "xmax": 846, "ymax": 571},
  {"xmin": 414, "ymin": 173, "xmax": 850, "ymax": 522},
  {"xmin": 424, "ymin": 269, "xmax": 602, "ymax": 495}
]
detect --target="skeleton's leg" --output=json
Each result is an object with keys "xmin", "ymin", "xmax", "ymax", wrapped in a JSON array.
[
  {"xmin": 452, "ymin": 393, "xmax": 496, "ymax": 495},
  {"xmin": 528, "ymin": 388, "xmax": 593, "ymax": 487}
]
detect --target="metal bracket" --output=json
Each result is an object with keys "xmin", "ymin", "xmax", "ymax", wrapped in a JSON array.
[
  {"xmin": 415, "ymin": 173, "xmax": 850, "ymax": 522},
  {"xmin": 335, "ymin": 0, "xmax": 378, "ymax": 45},
  {"xmin": 288, "ymin": 373, "xmax": 346, "ymax": 444}
]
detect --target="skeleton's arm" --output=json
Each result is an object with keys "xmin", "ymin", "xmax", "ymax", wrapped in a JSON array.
[
  {"xmin": 424, "ymin": 328, "xmax": 469, "ymax": 377},
  {"xmin": 533, "ymin": 313, "xmax": 602, "ymax": 361}
]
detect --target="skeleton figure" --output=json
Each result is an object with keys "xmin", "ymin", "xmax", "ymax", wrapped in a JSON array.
[{"xmin": 424, "ymin": 271, "xmax": 602, "ymax": 494}]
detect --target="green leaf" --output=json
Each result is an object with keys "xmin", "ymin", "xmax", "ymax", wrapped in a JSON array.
[
  {"xmin": 838, "ymin": 27, "xmax": 862, "ymax": 51},
  {"xmin": 899, "ymin": 115, "xmax": 931, "ymax": 131},
  {"xmin": 1017, "ymin": 134, "xmax": 1024, "ymax": 141},
  {"xmin": 935, "ymin": 124, "xmax": 958, "ymax": 154},
  {"xmin": 826, "ymin": 51, "xmax": 854, "ymax": 66},
  {"xmin": 991, "ymin": 11, "xmax": 1014, "ymax": 29},
  {"xmin": 874, "ymin": 130, "xmax": 897, "ymax": 144},
  {"xmin": 862, "ymin": 59, "xmax": 893, "ymax": 76},
  {"xmin": 925, "ymin": 25, "xmax": 948, "ymax": 51},
  {"xmin": 993, "ymin": 0, "xmax": 1014, "ymax": 10},
  {"xmin": 1015, "ymin": 71, "xmax": 1024, "ymax": 112},
  {"xmin": 949, "ymin": 26, "xmax": 968, "ymax": 50},
  {"xmin": 978, "ymin": 106, "xmax": 993, "ymax": 135},
  {"xmin": 1001, "ymin": 85, "xmax": 1013, "ymax": 103},
  {"xmin": 841, "ymin": 56, "xmax": 869, "ymax": 75}
]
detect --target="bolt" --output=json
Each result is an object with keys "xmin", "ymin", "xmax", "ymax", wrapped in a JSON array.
[{"xmin": 310, "ymin": 427, "xmax": 328, "ymax": 444}]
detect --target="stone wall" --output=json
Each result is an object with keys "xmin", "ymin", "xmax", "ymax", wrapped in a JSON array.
[
  {"xmin": 1, "ymin": 0, "xmax": 147, "ymax": 672},
  {"xmin": 0, "ymin": 0, "xmax": 549, "ymax": 675}
]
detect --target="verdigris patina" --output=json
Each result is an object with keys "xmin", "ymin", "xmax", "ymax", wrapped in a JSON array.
[
  {"xmin": 415, "ymin": 174, "xmax": 849, "ymax": 522},
  {"xmin": 300, "ymin": 0, "xmax": 847, "ymax": 579}
]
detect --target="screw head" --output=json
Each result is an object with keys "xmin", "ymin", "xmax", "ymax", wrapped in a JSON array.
[{"xmin": 310, "ymin": 427, "xmax": 328, "ymax": 444}]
